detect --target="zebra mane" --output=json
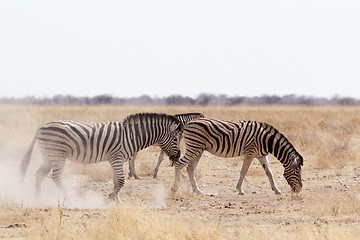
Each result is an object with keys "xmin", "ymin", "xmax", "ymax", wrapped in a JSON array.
[
  {"xmin": 261, "ymin": 122, "xmax": 303, "ymax": 166},
  {"xmin": 174, "ymin": 113, "xmax": 204, "ymax": 118},
  {"xmin": 123, "ymin": 113, "xmax": 180, "ymax": 126},
  {"xmin": 261, "ymin": 121, "xmax": 292, "ymax": 144}
]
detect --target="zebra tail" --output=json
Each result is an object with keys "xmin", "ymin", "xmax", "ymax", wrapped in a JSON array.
[{"xmin": 20, "ymin": 133, "xmax": 38, "ymax": 182}]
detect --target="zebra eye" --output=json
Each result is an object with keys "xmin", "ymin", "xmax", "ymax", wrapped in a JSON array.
[{"xmin": 291, "ymin": 159, "xmax": 298, "ymax": 169}]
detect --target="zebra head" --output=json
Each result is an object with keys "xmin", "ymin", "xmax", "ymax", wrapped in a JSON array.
[
  {"xmin": 283, "ymin": 152, "xmax": 303, "ymax": 193},
  {"xmin": 158, "ymin": 121, "xmax": 182, "ymax": 163}
]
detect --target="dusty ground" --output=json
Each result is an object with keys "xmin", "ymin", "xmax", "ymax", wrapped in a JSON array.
[
  {"xmin": 1, "ymin": 147, "xmax": 359, "ymax": 239},
  {"xmin": 1, "ymin": 105, "xmax": 360, "ymax": 239}
]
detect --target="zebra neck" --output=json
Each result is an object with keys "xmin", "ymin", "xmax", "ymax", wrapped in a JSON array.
[{"xmin": 266, "ymin": 129, "xmax": 295, "ymax": 166}]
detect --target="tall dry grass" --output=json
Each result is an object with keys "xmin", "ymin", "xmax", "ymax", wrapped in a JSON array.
[
  {"xmin": 2, "ymin": 104, "xmax": 359, "ymax": 169},
  {"xmin": 0, "ymin": 204, "xmax": 218, "ymax": 239},
  {"xmin": 88, "ymin": 205, "xmax": 219, "ymax": 240},
  {"xmin": 2, "ymin": 104, "xmax": 360, "ymax": 186}
]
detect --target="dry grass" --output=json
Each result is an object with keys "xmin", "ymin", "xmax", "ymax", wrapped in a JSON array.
[
  {"xmin": 2, "ymin": 205, "xmax": 217, "ymax": 240},
  {"xmin": 90, "ymin": 205, "xmax": 219, "ymax": 240},
  {"xmin": 1, "ymin": 104, "xmax": 360, "ymax": 239},
  {"xmin": 3, "ymin": 104, "xmax": 360, "ymax": 168}
]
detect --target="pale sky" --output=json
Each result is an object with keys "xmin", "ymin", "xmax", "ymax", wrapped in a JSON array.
[{"xmin": 1, "ymin": 0, "xmax": 359, "ymax": 99}]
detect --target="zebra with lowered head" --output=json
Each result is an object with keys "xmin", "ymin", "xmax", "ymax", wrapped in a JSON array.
[
  {"xmin": 20, "ymin": 113, "xmax": 182, "ymax": 202},
  {"xmin": 170, "ymin": 118, "xmax": 303, "ymax": 195},
  {"xmin": 128, "ymin": 112, "xmax": 204, "ymax": 179}
]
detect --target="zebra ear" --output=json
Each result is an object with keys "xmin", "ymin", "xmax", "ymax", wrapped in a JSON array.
[
  {"xmin": 169, "ymin": 123, "xmax": 180, "ymax": 132},
  {"xmin": 299, "ymin": 156, "xmax": 304, "ymax": 166}
]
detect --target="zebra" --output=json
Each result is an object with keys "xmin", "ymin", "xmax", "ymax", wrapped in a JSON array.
[
  {"xmin": 128, "ymin": 113, "xmax": 204, "ymax": 179},
  {"xmin": 20, "ymin": 113, "xmax": 182, "ymax": 202},
  {"xmin": 170, "ymin": 118, "xmax": 303, "ymax": 195}
]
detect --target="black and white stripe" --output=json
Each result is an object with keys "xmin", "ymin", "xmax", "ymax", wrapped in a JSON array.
[
  {"xmin": 174, "ymin": 113, "xmax": 205, "ymax": 127},
  {"xmin": 171, "ymin": 118, "xmax": 303, "ymax": 195},
  {"xmin": 20, "ymin": 113, "xmax": 182, "ymax": 201},
  {"xmin": 128, "ymin": 113, "xmax": 204, "ymax": 179}
]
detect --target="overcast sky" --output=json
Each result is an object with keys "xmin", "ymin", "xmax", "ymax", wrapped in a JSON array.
[{"xmin": 1, "ymin": 0, "xmax": 359, "ymax": 99}]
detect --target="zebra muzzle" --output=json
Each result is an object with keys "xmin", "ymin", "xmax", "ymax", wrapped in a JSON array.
[
  {"xmin": 169, "ymin": 151, "xmax": 180, "ymax": 164},
  {"xmin": 292, "ymin": 185, "xmax": 302, "ymax": 193}
]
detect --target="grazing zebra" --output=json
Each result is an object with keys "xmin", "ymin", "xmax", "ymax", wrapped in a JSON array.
[
  {"xmin": 128, "ymin": 113, "xmax": 204, "ymax": 179},
  {"xmin": 20, "ymin": 113, "xmax": 182, "ymax": 201},
  {"xmin": 170, "ymin": 118, "xmax": 303, "ymax": 195}
]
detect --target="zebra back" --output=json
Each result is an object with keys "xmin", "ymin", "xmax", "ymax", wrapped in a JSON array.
[
  {"xmin": 125, "ymin": 112, "xmax": 179, "ymax": 122},
  {"xmin": 181, "ymin": 118, "xmax": 302, "ymax": 166},
  {"xmin": 33, "ymin": 113, "xmax": 182, "ymax": 164}
]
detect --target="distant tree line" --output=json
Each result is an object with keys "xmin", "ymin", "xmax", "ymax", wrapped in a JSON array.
[{"xmin": 1, "ymin": 94, "xmax": 359, "ymax": 106}]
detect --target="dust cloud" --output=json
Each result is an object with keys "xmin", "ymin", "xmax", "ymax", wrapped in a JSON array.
[
  {"xmin": 0, "ymin": 160, "xmax": 108, "ymax": 209},
  {"xmin": 149, "ymin": 184, "xmax": 168, "ymax": 208}
]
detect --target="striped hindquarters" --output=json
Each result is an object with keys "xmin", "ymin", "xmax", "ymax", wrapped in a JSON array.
[{"xmin": 37, "ymin": 120, "xmax": 122, "ymax": 163}]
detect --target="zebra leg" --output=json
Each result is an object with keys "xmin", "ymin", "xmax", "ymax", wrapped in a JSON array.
[
  {"xmin": 153, "ymin": 150, "xmax": 165, "ymax": 179},
  {"xmin": 171, "ymin": 161, "xmax": 183, "ymax": 195},
  {"xmin": 257, "ymin": 156, "xmax": 281, "ymax": 195},
  {"xmin": 35, "ymin": 160, "xmax": 53, "ymax": 198},
  {"xmin": 171, "ymin": 155, "xmax": 191, "ymax": 195},
  {"xmin": 236, "ymin": 157, "xmax": 253, "ymax": 195},
  {"xmin": 111, "ymin": 170, "xmax": 122, "ymax": 202},
  {"xmin": 109, "ymin": 159, "xmax": 125, "ymax": 202},
  {"xmin": 186, "ymin": 155, "xmax": 203, "ymax": 194},
  {"xmin": 51, "ymin": 159, "xmax": 67, "ymax": 197},
  {"xmin": 128, "ymin": 153, "xmax": 139, "ymax": 179},
  {"xmin": 171, "ymin": 150, "xmax": 203, "ymax": 195}
]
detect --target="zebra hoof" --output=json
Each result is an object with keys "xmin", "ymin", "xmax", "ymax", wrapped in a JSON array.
[
  {"xmin": 128, "ymin": 174, "xmax": 139, "ymax": 179},
  {"xmin": 128, "ymin": 172, "xmax": 139, "ymax": 179},
  {"xmin": 193, "ymin": 190, "xmax": 205, "ymax": 196},
  {"xmin": 106, "ymin": 193, "xmax": 121, "ymax": 204},
  {"xmin": 238, "ymin": 191, "xmax": 245, "ymax": 195}
]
